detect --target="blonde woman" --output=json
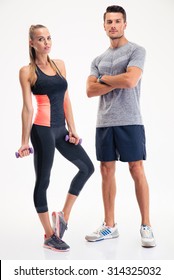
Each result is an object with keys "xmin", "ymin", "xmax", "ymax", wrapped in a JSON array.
[{"xmin": 18, "ymin": 25, "xmax": 94, "ymax": 252}]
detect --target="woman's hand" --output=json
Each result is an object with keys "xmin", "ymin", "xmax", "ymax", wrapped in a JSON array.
[
  {"xmin": 68, "ymin": 131, "xmax": 80, "ymax": 145},
  {"xmin": 17, "ymin": 144, "xmax": 31, "ymax": 157}
]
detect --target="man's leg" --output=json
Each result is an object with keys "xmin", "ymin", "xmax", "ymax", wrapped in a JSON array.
[
  {"xmin": 85, "ymin": 160, "xmax": 119, "ymax": 241},
  {"xmin": 128, "ymin": 160, "xmax": 151, "ymax": 226},
  {"xmin": 100, "ymin": 161, "xmax": 116, "ymax": 227}
]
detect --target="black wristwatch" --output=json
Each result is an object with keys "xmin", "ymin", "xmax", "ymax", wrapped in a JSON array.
[{"xmin": 98, "ymin": 75, "xmax": 106, "ymax": 85}]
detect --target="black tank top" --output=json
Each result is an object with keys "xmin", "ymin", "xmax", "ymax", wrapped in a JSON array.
[{"xmin": 31, "ymin": 66, "xmax": 68, "ymax": 127}]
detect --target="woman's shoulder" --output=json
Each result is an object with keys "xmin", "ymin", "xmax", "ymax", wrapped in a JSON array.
[
  {"xmin": 52, "ymin": 59, "xmax": 66, "ymax": 76},
  {"xmin": 52, "ymin": 59, "xmax": 65, "ymax": 68},
  {"xmin": 19, "ymin": 65, "xmax": 31, "ymax": 76},
  {"xmin": 19, "ymin": 65, "xmax": 32, "ymax": 83}
]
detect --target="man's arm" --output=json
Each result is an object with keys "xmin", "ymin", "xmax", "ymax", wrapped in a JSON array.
[
  {"xmin": 101, "ymin": 66, "xmax": 143, "ymax": 89},
  {"xmin": 86, "ymin": 75, "xmax": 114, "ymax": 98},
  {"xmin": 86, "ymin": 66, "xmax": 142, "ymax": 98}
]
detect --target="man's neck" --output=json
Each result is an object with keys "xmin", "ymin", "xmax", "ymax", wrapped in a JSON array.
[{"xmin": 110, "ymin": 37, "xmax": 128, "ymax": 49}]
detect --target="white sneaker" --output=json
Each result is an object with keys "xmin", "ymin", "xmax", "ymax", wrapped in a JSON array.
[
  {"xmin": 85, "ymin": 222, "xmax": 119, "ymax": 242},
  {"xmin": 140, "ymin": 225, "xmax": 156, "ymax": 247}
]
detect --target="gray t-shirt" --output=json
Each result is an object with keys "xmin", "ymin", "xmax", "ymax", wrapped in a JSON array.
[{"xmin": 90, "ymin": 42, "xmax": 146, "ymax": 127}]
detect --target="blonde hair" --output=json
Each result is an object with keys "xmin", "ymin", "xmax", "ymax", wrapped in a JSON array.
[{"xmin": 29, "ymin": 24, "xmax": 59, "ymax": 86}]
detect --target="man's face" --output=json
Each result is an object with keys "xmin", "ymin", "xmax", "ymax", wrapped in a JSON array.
[{"xmin": 104, "ymin": 12, "xmax": 127, "ymax": 40}]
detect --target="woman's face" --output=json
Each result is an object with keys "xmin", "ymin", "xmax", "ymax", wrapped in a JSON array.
[{"xmin": 30, "ymin": 28, "xmax": 52, "ymax": 55}]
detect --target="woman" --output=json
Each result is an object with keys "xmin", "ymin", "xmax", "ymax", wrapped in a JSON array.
[{"xmin": 17, "ymin": 24, "xmax": 94, "ymax": 252}]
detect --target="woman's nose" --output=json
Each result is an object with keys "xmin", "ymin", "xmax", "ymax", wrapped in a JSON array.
[{"xmin": 44, "ymin": 39, "xmax": 48, "ymax": 45}]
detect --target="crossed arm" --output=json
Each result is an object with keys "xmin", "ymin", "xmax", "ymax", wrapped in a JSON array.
[{"xmin": 86, "ymin": 66, "xmax": 142, "ymax": 98}]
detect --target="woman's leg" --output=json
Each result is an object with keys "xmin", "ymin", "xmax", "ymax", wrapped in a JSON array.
[
  {"xmin": 62, "ymin": 194, "xmax": 77, "ymax": 222},
  {"xmin": 55, "ymin": 127, "xmax": 94, "ymax": 221},
  {"xmin": 38, "ymin": 212, "xmax": 54, "ymax": 238},
  {"xmin": 31, "ymin": 125, "xmax": 55, "ymax": 237}
]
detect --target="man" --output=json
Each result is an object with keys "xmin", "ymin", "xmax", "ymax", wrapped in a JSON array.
[{"xmin": 85, "ymin": 5, "xmax": 156, "ymax": 247}]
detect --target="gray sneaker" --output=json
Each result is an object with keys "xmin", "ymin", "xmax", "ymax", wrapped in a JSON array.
[
  {"xmin": 140, "ymin": 225, "xmax": 156, "ymax": 247},
  {"xmin": 43, "ymin": 233, "xmax": 70, "ymax": 252},
  {"xmin": 52, "ymin": 211, "xmax": 68, "ymax": 239},
  {"xmin": 85, "ymin": 222, "xmax": 119, "ymax": 242}
]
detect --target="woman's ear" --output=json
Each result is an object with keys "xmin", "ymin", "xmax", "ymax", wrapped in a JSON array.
[{"xmin": 29, "ymin": 40, "xmax": 33, "ymax": 47}]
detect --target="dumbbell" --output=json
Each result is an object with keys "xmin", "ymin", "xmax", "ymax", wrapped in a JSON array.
[
  {"xmin": 15, "ymin": 147, "xmax": 33, "ymax": 158},
  {"xmin": 65, "ymin": 135, "xmax": 82, "ymax": 144}
]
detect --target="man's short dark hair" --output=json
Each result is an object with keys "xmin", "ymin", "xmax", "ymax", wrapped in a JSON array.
[{"xmin": 103, "ymin": 5, "xmax": 127, "ymax": 22}]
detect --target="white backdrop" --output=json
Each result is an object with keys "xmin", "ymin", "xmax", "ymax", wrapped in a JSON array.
[{"xmin": 0, "ymin": 0, "xmax": 174, "ymax": 261}]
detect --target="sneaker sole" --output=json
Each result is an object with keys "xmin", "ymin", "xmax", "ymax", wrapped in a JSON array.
[
  {"xmin": 141, "ymin": 241, "xmax": 156, "ymax": 248},
  {"xmin": 43, "ymin": 244, "xmax": 70, "ymax": 252},
  {"xmin": 85, "ymin": 234, "xmax": 119, "ymax": 242},
  {"xmin": 52, "ymin": 212, "xmax": 60, "ymax": 238}
]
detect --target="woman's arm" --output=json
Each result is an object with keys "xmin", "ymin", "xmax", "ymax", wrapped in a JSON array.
[
  {"xmin": 54, "ymin": 59, "xmax": 80, "ymax": 145},
  {"xmin": 64, "ymin": 90, "xmax": 80, "ymax": 144},
  {"xmin": 18, "ymin": 66, "xmax": 34, "ymax": 157}
]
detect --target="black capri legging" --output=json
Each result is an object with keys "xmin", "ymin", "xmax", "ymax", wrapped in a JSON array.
[{"xmin": 30, "ymin": 124, "xmax": 94, "ymax": 213}]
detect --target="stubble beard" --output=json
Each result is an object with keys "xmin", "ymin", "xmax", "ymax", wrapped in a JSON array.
[{"xmin": 109, "ymin": 34, "xmax": 124, "ymax": 41}]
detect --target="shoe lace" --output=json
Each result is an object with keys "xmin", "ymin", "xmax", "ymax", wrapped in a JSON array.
[
  {"xmin": 52, "ymin": 234, "xmax": 65, "ymax": 244},
  {"xmin": 142, "ymin": 226, "xmax": 153, "ymax": 238},
  {"xmin": 94, "ymin": 224, "xmax": 107, "ymax": 234}
]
